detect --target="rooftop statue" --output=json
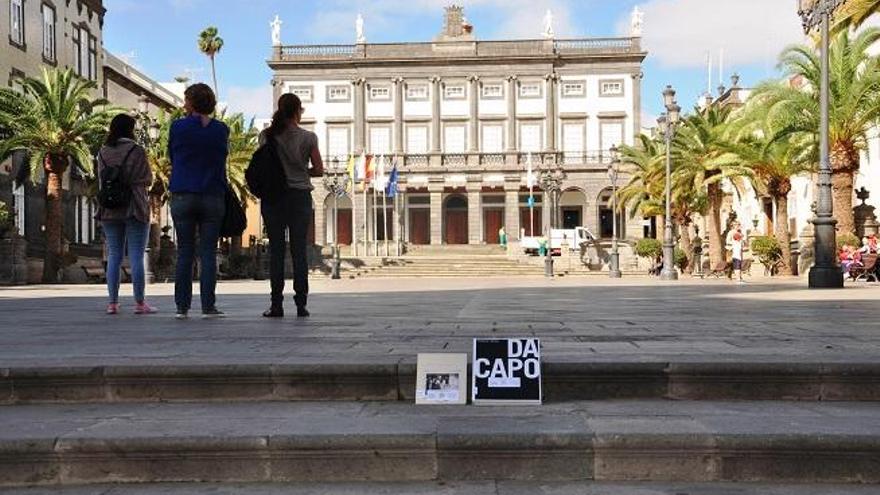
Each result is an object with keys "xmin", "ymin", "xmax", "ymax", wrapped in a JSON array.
[
  {"xmin": 631, "ymin": 6, "xmax": 644, "ymax": 37},
  {"xmin": 270, "ymin": 15, "xmax": 282, "ymax": 46}
]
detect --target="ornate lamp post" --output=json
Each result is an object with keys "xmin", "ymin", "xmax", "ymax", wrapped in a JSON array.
[
  {"xmin": 539, "ymin": 165, "xmax": 565, "ymax": 278},
  {"xmin": 798, "ymin": 0, "xmax": 845, "ymax": 288},
  {"xmin": 322, "ymin": 159, "xmax": 347, "ymax": 280},
  {"xmin": 657, "ymin": 86, "xmax": 681, "ymax": 281},
  {"xmin": 608, "ymin": 145, "xmax": 622, "ymax": 278}
]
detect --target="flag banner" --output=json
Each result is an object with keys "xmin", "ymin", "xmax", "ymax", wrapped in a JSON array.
[
  {"xmin": 346, "ymin": 155, "xmax": 356, "ymax": 187},
  {"xmin": 365, "ymin": 154, "xmax": 375, "ymax": 184},
  {"xmin": 386, "ymin": 161, "xmax": 399, "ymax": 198},
  {"xmin": 528, "ymin": 195, "xmax": 535, "ymax": 208}
]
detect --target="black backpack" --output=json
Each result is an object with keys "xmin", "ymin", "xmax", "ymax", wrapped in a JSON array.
[
  {"xmin": 245, "ymin": 135, "xmax": 287, "ymax": 204},
  {"xmin": 96, "ymin": 145, "xmax": 137, "ymax": 210}
]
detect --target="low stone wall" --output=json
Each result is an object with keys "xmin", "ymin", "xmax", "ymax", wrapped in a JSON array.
[{"xmin": 0, "ymin": 234, "xmax": 27, "ymax": 285}]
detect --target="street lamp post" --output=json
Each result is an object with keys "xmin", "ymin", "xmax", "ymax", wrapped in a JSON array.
[
  {"xmin": 798, "ymin": 0, "xmax": 845, "ymax": 289},
  {"xmin": 608, "ymin": 145, "xmax": 622, "ymax": 278},
  {"xmin": 322, "ymin": 159, "xmax": 347, "ymax": 280},
  {"xmin": 657, "ymin": 86, "xmax": 681, "ymax": 281},
  {"xmin": 539, "ymin": 166, "xmax": 565, "ymax": 278}
]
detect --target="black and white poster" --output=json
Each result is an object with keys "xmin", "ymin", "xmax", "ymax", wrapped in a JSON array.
[{"xmin": 472, "ymin": 338, "xmax": 542, "ymax": 405}]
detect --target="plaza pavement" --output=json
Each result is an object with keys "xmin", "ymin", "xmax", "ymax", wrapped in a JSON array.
[{"xmin": 0, "ymin": 276, "xmax": 877, "ymax": 368}]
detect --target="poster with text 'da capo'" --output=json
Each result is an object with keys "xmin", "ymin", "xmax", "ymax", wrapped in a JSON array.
[{"xmin": 472, "ymin": 338, "xmax": 542, "ymax": 405}]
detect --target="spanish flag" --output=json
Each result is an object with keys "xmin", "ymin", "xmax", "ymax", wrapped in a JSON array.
[{"xmin": 346, "ymin": 154, "xmax": 356, "ymax": 188}]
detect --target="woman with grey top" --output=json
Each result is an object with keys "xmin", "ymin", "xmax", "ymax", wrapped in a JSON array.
[
  {"xmin": 95, "ymin": 114, "xmax": 156, "ymax": 315},
  {"xmin": 260, "ymin": 93, "xmax": 324, "ymax": 318}
]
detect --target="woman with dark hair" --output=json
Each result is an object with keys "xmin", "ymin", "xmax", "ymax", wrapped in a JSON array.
[
  {"xmin": 96, "ymin": 113, "xmax": 155, "ymax": 315},
  {"xmin": 169, "ymin": 83, "xmax": 229, "ymax": 319},
  {"xmin": 260, "ymin": 93, "xmax": 323, "ymax": 318}
]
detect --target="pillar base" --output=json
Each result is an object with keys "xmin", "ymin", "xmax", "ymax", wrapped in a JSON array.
[
  {"xmin": 808, "ymin": 265, "xmax": 844, "ymax": 289},
  {"xmin": 609, "ymin": 251, "xmax": 622, "ymax": 278},
  {"xmin": 660, "ymin": 268, "xmax": 679, "ymax": 281}
]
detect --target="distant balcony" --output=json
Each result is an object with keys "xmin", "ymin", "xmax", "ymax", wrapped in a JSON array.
[
  {"xmin": 442, "ymin": 154, "xmax": 467, "ymax": 167},
  {"xmin": 273, "ymin": 37, "xmax": 642, "ymax": 63}
]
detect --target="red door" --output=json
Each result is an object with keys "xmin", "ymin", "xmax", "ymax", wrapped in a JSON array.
[
  {"xmin": 520, "ymin": 207, "xmax": 542, "ymax": 237},
  {"xmin": 336, "ymin": 209, "xmax": 352, "ymax": 245},
  {"xmin": 410, "ymin": 209, "xmax": 430, "ymax": 245},
  {"xmin": 484, "ymin": 209, "xmax": 503, "ymax": 244},
  {"xmin": 445, "ymin": 211, "xmax": 468, "ymax": 244}
]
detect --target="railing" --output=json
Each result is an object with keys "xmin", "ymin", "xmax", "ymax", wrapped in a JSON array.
[
  {"xmin": 442, "ymin": 154, "xmax": 467, "ymax": 167},
  {"xmin": 275, "ymin": 37, "xmax": 640, "ymax": 62},
  {"xmin": 404, "ymin": 154, "xmax": 429, "ymax": 167},
  {"xmin": 480, "ymin": 153, "xmax": 505, "ymax": 166}
]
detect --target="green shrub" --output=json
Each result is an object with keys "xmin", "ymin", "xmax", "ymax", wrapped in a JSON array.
[
  {"xmin": 837, "ymin": 233, "xmax": 861, "ymax": 249},
  {"xmin": 0, "ymin": 201, "xmax": 9, "ymax": 228},
  {"xmin": 635, "ymin": 238, "xmax": 662, "ymax": 260},
  {"xmin": 674, "ymin": 247, "xmax": 688, "ymax": 270},
  {"xmin": 751, "ymin": 236, "xmax": 782, "ymax": 272}
]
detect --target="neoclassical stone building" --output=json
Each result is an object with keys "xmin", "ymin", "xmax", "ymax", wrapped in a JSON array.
[{"xmin": 267, "ymin": 6, "xmax": 648, "ymax": 251}]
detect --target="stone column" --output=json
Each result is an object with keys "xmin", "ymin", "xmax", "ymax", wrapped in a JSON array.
[
  {"xmin": 506, "ymin": 75, "xmax": 518, "ymax": 152},
  {"xmin": 353, "ymin": 77, "xmax": 366, "ymax": 153},
  {"xmin": 504, "ymin": 183, "xmax": 521, "ymax": 241},
  {"xmin": 467, "ymin": 185, "xmax": 481, "ymax": 244},
  {"xmin": 468, "ymin": 75, "xmax": 480, "ymax": 153},
  {"xmin": 632, "ymin": 72, "xmax": 643, "ymax": 143},
  {"xmin": 544, "ymin": 72, "xmax": 558, "ymax": 152},
  {"xmin": 429, "ymin": 184, "xmax": 444, "ymax": 245},
  {"xmin": 430, "ymin": 76, "xmax": 442, "ymax": 154},
  {"xmin": 393, "ymin": 77, "xmax": 405, "ymax": 155}
]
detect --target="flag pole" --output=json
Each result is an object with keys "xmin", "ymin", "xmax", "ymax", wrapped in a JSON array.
[
  {"xmin": 383, "ymin": 177, "xmax": 389, "ymax": 257},
  {"xmin": 528, "ymin": 153, "xmax": 535, "ymax": 237},
  {"xmin": 350, "ymin": 154, "xmax": 358, "ymax": 257}
]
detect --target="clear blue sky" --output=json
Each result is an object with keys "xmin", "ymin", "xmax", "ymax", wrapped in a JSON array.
[{"xmin": 103, "ymin": 0, "xmax": 809, "ymax": 122}]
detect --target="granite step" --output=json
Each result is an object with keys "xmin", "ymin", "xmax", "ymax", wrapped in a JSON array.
[
  {"xmin": 2, "ymin": 481, "xmax": 880, "ymax": 494},
  {"xmin": 3, "ymin": 361, "xmax": 879, "ymax": 404},
  {"xmin": 1, "ymin": 400, "xmax": 878, "ymax": 486}
]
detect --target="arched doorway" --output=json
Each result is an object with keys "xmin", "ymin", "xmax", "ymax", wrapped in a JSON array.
[
  {"xmin": 597, "ymin": 188, "xmax": 625, "ymax": 239},
  {"xmin": 560, "ymin": 189, "xmax": 586, "ymax": 229},
  {"xmin": 444, "ymin": 194, "xmax": 469, "ymax": 244},
  {"xmin": 324, "ymin": 193, "xmax": 353, "ymax": 245}
]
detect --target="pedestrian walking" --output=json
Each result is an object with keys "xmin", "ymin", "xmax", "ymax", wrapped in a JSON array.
[
  {"xmin": 96, "ymin": 114, "xmax": 156, "ymax": 315},
  {"xmin": 730, "ymin": 223, "xmax": 745, "ymax": 283},
  {"xmin": 499, "ymin": 226, "xmax": 507, "ymax": 249},
  {"xmin": 258, "ymin": 93, "xmax": 324, "ymax": 318},
  {"xmin": 168, "ymin": 83, "xmax": 229, "ymax": 319}
]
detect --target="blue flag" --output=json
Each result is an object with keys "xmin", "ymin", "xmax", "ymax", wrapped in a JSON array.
[
  {"xmin": 527, "ymin": 195, "xmax": 535, "ymax": 208},
  {"xmin": 386, "ymin": 162, "xmax": 399, "ymax": 198}
]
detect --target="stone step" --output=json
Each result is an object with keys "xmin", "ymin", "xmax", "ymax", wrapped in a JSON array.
[
  {"xmin": 2, "ymin": 481, "xmax": 879, "ymax": 494},
  {"xmin": 1, "ymin": 400, "xmax": 878, "ymax": 486},
  {"xmin": 3, "ymin": 361, "xmax": 879, "ymax": 404}
]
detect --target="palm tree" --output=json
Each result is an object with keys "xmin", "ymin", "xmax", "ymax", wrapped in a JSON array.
[
  {"xmin": 749, "ymin": 27, "xmax": 880, "ymax": 235},
  {"xmin": 729, "ymin": 112, "xmax": 815, "ymax": 275},
  {"xmin": 0, "ymin": 68, "xmax": 113, "ymax": 282},
  {"xmin": 833, "ymin": 0, "xmax": 880, "ymax": 32},
  {"xmin": 198, "ymin": 27, "xmax": 224, "ymax": 98},
  {"xmin": 673, "ymin": 105, "xmax": 750, "ymax": 269},
  {"xmin": 617, "ymin": 133, "xmax": 666, "ymax": 229}
]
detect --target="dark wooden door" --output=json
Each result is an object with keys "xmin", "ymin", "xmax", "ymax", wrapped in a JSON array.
[
  {"xmin": 520, "ymin": 207, "xmax": 542, "ymax": 237},
  {"xmin": 445, "ymin": 211, "xmax": 468, "ymax": 244},
  {"xmin": 484, "ymin": 209, "xmax": 503, "ymax": 244},
  {"xmin": 562, "ymin": 208, "xmax": 581, "ymax": 229},
  {"xmin": 410, "ymin": 209, "xmax": 430, "ymax": 245},
  {"xmin": 336, "ymin": 209, "xmax": 352, "ymax": 245}
]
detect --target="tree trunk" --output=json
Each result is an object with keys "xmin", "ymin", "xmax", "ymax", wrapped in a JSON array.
[
  {"xmin": 149, "ymin": 193, "xmax": 163, "ymax": 261},
  {"xmin": 210, "ymin": 55, "xmax": 219, "ymax": 100},
  {"xmin": 707, "ymin": 182, "xmax": 725, "ymax": 269},
  {"xmin": 830, "ymin": 144, "xmax": 857, "ymax": 236},
  {"xmin": 680, "ymin": 221, "xmax": 693, "ymax": 274},
  {"xmin": 775, "ymin": 193, "xmax": 793, "ymax": 276},
  {"xmin": 656, "ymin": 215, "xmax": 664, "ymax": 239},
  {"xmin": 41, "ymin": 155, "xmax": 66, "ymax": 283}
]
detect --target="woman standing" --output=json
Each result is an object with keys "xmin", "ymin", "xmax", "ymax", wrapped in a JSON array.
[
  {"xmin": 96, "ymin": 114, "xmax": 156, "ymax": 315},
  {"xmin": 169, "ymin": 83, "xmax": 229, "ymax": 319},
  {"xmin": 260, "ymin": 93, "xmax": 323, "ymax": 318}
]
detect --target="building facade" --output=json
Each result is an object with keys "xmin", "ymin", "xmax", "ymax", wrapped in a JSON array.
[{"xmin": 268, "ymin": 6, "xmax": 648, "ymax": 253}]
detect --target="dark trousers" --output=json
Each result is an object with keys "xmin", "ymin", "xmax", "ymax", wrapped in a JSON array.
[
  {"xmin": 262, "ymin": 189, "xmax": 312, "ymax": 308},
  {"xmin": 171, "ymin": 192, "xmax": 225, "ymax": 312}
]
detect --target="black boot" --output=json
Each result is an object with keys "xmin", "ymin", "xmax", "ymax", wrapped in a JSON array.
[
  {"xmin": 263, "ymin": 304, "xmax": 284, "ymax": 318},
  {"xmin": 294, "ymin": 294, "xmax": 309, "ymax": 317}
]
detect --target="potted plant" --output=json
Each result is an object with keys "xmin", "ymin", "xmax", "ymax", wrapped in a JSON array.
[{"xmin": 750, "ymin": 236, "xmax": 783, "ymax": 276}]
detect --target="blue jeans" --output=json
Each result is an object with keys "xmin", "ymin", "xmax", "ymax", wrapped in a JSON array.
[
  {"xmin": 171, "ymin": 193, "xmax": 225, "ymax": 312},
  {"xmin": 102, "ymin": 219, "xmax": 150, "ymax": 304}
]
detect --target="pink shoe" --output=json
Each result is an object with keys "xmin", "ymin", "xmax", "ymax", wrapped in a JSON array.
[
  {"xmin": 134, "ymin": 302, "xmax": 158, "ymax": 315},
  {"xmin": 106, "ymin": 303, "xmax": 119, "ymax": 315}
]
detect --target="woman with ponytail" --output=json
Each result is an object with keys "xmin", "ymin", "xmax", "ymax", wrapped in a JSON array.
[{"xmin": 259, "ymin": 93, "xmax": 324, "ymax": 318}]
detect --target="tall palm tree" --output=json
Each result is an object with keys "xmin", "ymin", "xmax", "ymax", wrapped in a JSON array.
[
  {"xmin": 673, "ymin": 105, "xmax": 750, "ymax": 269},
  {"xmin": 198, "ymin": 27, "xmax": 224, "ymax": 98},
  {"xmin": 833, "ymin": 0, "xmax": 880, "ymax": 32},
  {"xmin": 617, "ymin": 133, "xmax": 666, "ymax": 228},
  {"xmin": 0, "ymin": 68, "xmax": 113, "ymax": 282},
  {"xmin": 749, "ymin": 27, "xmax": 880, "ymax": 235},
  {"xmin": 729, "ymin": 111, "xmax": 816, "ymax": 275}
]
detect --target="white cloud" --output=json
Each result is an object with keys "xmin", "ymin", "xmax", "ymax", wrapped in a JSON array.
[
  {"xmin": 224, "ymin": 84, "xmax": 273, "ymax": 120},
  {"xmin": 621, "ymin": 0, "xmax": 805, "ymax": 69}
]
